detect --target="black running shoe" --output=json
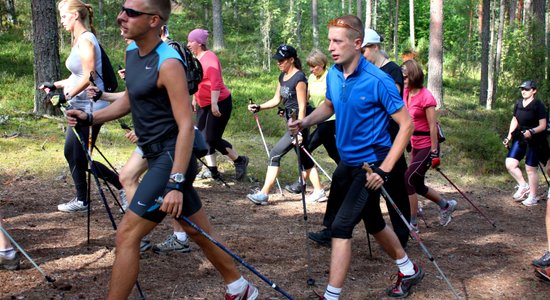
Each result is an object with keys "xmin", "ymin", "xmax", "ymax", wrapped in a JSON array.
[
  {"xmin": 387, "ymin": 264, "xmax": 424, "ymax": 298},
  {"xmin": 308, "ymin": 228, "xmax": 331, "ymax": 247},
  {"xmin": 532, "ymin": 251, "xmax": 550, "ymax": 268},
  {"xmin": 285, "ymin": 180, "xmax": 302, "ymax": 194},
  {"xmin": 234, "ymin": 156, "xmax": 249, "ymax": 181}
]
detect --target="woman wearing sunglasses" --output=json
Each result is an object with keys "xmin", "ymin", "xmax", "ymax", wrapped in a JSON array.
[
  {"xmin": 504, "ymin": 80, "xmax": 550, "ymax": 206},
  {"xmin": 39, "ymin": 0, "xmax": 124, "ymax": 213}
]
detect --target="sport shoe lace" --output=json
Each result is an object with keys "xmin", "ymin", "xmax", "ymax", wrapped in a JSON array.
[
  {"xmin": 513, "ymin": 184, "xmax": 530, "ymax": 200},
  {"xmin": 152, "ymin": 234, "xmax": 191, "ymax": 254}
]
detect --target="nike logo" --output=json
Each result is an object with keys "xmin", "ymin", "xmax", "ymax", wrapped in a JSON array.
[
  {"xmin": 137, "ymin": 201, "xmax": 147, "ymax": 207},
  {"xmin": 145, "ymin": 66, "xmax": 152, "ymax": 70}
]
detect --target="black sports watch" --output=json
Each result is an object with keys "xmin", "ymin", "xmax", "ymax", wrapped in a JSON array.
[{"xmin": 169, "ymin": 172, "xmax": 185, "ymax": 183}]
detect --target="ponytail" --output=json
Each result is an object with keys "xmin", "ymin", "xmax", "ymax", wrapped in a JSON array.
[{"xmin": 85, "ymin": 4, "xmax": 95, "ymax": 35}]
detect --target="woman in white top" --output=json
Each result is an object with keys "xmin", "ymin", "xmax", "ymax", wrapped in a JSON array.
[{"xmin": 39, "ymin": 0, "xmax": 122, "ymax": 212}]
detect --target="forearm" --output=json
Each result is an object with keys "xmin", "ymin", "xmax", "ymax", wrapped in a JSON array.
[
  {"xmin": 302, "ymin": 101, "xmax": 333, "ymax": 128},
  {"xmin": 92, "ymin": 96, "xmax": 130, "ymax": 124},
  {"xmin": 507, "ymin": 118, "xmax": 518, "ymax": 138},
  {"xmin": 259, "ymin": 97, "xmax": 281, "ymax": 110},
  {"xmin": 429, "ymin": 123, "xmax": 438, "ymax": 151},
  {"xmin": 66, "ymin": 78, "xmax": 90, "ymax": 98},
  {"xmin": 211, "ymin": 90, "xmax": 220, "ymax": 106},
  {"xmin": 101, "ymin": 91, "xmax": 125, "ymax": 102}
]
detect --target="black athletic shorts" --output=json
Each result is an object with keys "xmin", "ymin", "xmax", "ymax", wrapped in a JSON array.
[{"xmin": 129, "ymin": 137, "xmax": 201, "ymax": 223}]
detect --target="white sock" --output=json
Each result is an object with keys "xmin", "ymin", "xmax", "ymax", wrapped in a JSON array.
[
  {"xmin": 0, "ymin": 248, "xmax": 16, "ymax": 259},
  {"xmin": 226, "ymin": 276, "xmax": 247, "ymax": 294},
  {"xmin": 174, "ymin": 231, "xmax": 188, "ymax": 242},
  {"xmin": 324, "ymin": 284, "xmax": 341, "ymax": 300},
  {"xmin": 396, "ymin": 255, "xmax": 415, "ymax": 276}
]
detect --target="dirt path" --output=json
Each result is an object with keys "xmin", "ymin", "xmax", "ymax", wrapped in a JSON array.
[{"xmin": 0, "ymin": 172, "xmax": 548, "ymax": 299}]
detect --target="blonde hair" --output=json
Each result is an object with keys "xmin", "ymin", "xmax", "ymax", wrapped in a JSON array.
[
  {"xmin": 58, "ymin": 0, "xmax": 95, "ymax": 34},
  {"xmin": 306, "ymin": 49, "xmax": 328, "ymax": 70}
]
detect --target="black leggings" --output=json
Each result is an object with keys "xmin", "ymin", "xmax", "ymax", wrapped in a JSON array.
[
  {"xmin": 307, "ymin": 120, "xmax": 340, "ymax": 164},
  {"xmin": 65, "ymin": 125, "xmax": 122, "ymax": 204},
  {"xmin": 196, "ymin": 95, "xmax": 234, "ymax": 156}
]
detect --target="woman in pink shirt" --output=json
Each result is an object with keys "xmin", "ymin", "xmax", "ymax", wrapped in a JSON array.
[
  {"xmin": 187, "ymin": 28, "xmax": 248, "ymax": 181},
  {"xmin": 402, "ymin": 59, "xmax": 457, "ymax": 233}
]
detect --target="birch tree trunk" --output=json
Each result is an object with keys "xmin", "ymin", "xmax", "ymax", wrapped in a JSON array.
[
  {"xmin": 428, "ymin": 0, "xmax": 444, "ymax": 108},
  {"xmin": 261, "ymin": 1, "xmax": 272, "ymax": 71},
  {"xmin": 373, "ymin": 0, "xmax": 378, "ymax": 29},
  {"xmin": 212, "ymin": 0, "xmax": 225, "ymax": 50},
  {"xmin": 357, "ymin": 0, "xmax": 362, "ymax": 20},
  {"xmin": 31, "ymin": 0, "xmax": 61, "ymax": 115}
]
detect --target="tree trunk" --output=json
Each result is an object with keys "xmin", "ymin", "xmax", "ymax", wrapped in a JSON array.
[
  {"xmin": 373, "ymin": 0, "xmax": 378, "ymax": 29},
  {"xmin": 546, "ymin": 0, "xmax": 550, "ymax": 81},
  {"xmin": 312, "ymin": 0, "xmax": 319, "ymax": 49},
  {"xmin": 524, "ymin": 0, "xmax": 532, "ymax": 24},
  {"xmin": 342, "ymin": 0, "xmax": 345, "ymax": 14},
  {"xmin": 31, "ymin": 0, "xmax": 61, "ymax": 116},
  {"xmin": 4, "ymin": 0, "xmax": 16, "ymax": 25},
  {"xmin": 212, "ymin": 0, "xmax": 225, "ymax": 50},
  {"xmin": 365, "ymin": 0, "xmax": 372, "ymax": 29},
  {"xmin": 98, "ymin": 0, "xmax": 105, "ymax": 31},
  {"xmin": 357, "ymin": 0, "xmax": 362, "ymax": 20},
  {"xmin": 494, "ymin": 0, "xmax": 505, "ymax": 100},
  {"xmin": 393, "ymin": 0, "xmax": 400, "ymax": 61},
  {"xmin": 480, "ymin": 0, "xmax": 490, "ymax": 106},
  {"xmin": 428, "ymin": 0, "xmax": 444, "ymax": 108},
  {"xmin": 349, "ymin": 0, "xmax": 353, "ymax": 14},
  {"xmin": 409, "ymin": 0, "xmax": 415, "ymax": 50},
  {"xmin": 487, "ymin": 0, "xmax": 497, "ymax": 109},
  {"xmin": 509, "ymin": 0, "xmax": 517, "ymax": 25},
  {"xmin": 295, "ymin": 2, "xmax": 303, "ymax": 49},
  {"xmin": 531, "ymin": 0, "xmax": 545, "ymax": 81},
  {"xmin": 261, "ymin": 1, "xmax": 272, "ymax": 71}
]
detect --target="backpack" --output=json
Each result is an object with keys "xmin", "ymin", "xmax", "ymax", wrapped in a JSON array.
[
  {"xmin": 166, "ymin": 39, "xmax": 203, "ymax": 95},
  {"xmin": 96, "ymin": 44, "xmax": 118, "ymax": 93}
]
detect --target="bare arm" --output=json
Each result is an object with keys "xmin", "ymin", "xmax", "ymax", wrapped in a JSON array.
[
  {"xmin": 248, "ymin": 83, "xmax": 282, "ymax": 111},
  {"xmin": 425, "ymin": 106, "xmax": 438, "ymax": 152},
  {"xmin": 296, "ymin": 81, "xmax": 307, "ymax": 120},
  {"xmin": 288, "ymin": 98, "xmax": 334, "ymax": 133},
  {"xmin": 158, "ymin": 58, "xmax": 194, "ymax": 218},
  {"xmin": 66, "ymin": 39, "xmax": 96, "ymax": 98}
]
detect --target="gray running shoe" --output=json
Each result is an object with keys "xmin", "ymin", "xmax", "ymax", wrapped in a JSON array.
[
  {"xmin": 0, "ymin": 252, "xmax": 20, "ymax": 270},
  {"xmin": 152, "ymin": 234, "xmax": 191, "ymax": 254},
  {"xmin": 439, "ymin": 199, "xmax": 457, "ymax": 226},
  {"xmin": 533, "ymin": 251, "xmax": 550, "ymax": 268},
  {"xmin": 119, "ymin": 189, "xmax": 129, "ymax": 213},
  {"xmin": 234, "ymin": 156, "xmax": 249, "ymax": 181},
  {"xmin": 386, "ymin": 263, "xmax": 424, "ymax": 298},
  {"xmin": 196, "ymin": 167, "xmax": 213, "ymax": 180},
  {"xmin": 140, "ymin": 237, "xmax": 152, "ymax": 254},
  {"xmin": 284, "ymin": 180, "xmax": 302, "ymax": 194},
  {"xmin": 247, "ymin": 191, "xmax": 268, "ymax": 205}
]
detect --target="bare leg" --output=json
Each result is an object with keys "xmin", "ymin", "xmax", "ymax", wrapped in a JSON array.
[
  {"xmin": 225, "ymin": 147, "xmax": 239, "ymax": 161},
  {"xmin": 371, "ymin": 225, "xmax": 407, "ymax": 260},
  {"xmin": 260, "ymin": 166, "xmax": 279, "ymax": 195},
  {"xmin": 0, "ymin": 214, "xmax": 13, "ymax": 249},
  {"xmin": 177, "ymin": 208, "xmax": 240, "ymax": 283},
  {"xmin": 424, "ymin": 187, "xmax": 444, "ymax": 204},
  {"xmin": 409, "ymin": 194, "xmax": 419, "ymax": 221},
  {"xmin": 119, "ymin": 151, "xmax": 148, "ymax": 203},
  {"xmin": 526, "ymin": 165, "xmax": 538, "ymax": 196},
  {"xmin": 304, "ymin": 167, "xmax": 323, "ymax": 191},
  {"xmin": 107, "ymin": 211, "xmax": 157, "ymax": 299},
  {"xmin": 546, "ymin": 201, "xmax": 550, "ymax": 251},
  {"xmin": 328, "ymin": 238, "xmax": 352, "ymax": 288},
  {"xmin": 506, "ymin": 158, "xmax": 526, "ymax": 185}
]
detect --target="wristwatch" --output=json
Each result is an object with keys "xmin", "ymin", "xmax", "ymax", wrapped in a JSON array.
[{"xmin": 169, "ymin": 172, "xmax": 185, "ymax": 183}]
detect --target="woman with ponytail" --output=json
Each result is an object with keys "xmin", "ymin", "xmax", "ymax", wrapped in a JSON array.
[{"xmin": 39, "ymin": 0, "xmax": 125, "ymax": 212}]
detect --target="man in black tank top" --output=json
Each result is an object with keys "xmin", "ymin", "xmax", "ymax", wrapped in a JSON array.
[{"xmin": 66, "ymin": 1, "xmax": 258, "ymax": 299}]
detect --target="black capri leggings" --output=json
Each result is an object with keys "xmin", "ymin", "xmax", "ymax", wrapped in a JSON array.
[
  {"xmin": 307, "ymin": 120, "xmax": 340, "ymax": 164},
  {"xmin": 268, "ymin": 130, "xmax": 315, "ymax": 170},
  {"xmin": 196, "ymin": 95, "xmax": 234, "ymax": 156},
  {"xmin": 65, "ymin": 124, "xmax": 122, "ymax": 204}
]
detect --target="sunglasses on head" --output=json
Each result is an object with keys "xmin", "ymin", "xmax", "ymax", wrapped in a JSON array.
[
  {"xmin": 120, "ymin": 6, "xmax": 164, "ymax": 20},
  {"xmin": 328, "ymin": 18, "xmax": 361, "ymax": 34},
  {"xmin": 521, "ymin": 87, "xmax": 532, "ymax": 91}
]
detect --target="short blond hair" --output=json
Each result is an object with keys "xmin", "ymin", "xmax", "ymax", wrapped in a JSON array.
[
  {"xmin": 58, "ymin": 0, "xmax": 95, "ymax": 34},
  {"xmin": 306, "ymin": 49, "xmax": 328, "ymax": 69}
]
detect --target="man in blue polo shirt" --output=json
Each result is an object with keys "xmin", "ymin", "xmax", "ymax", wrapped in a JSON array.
[{"xmin": 289, "ymin": 15, "xmax": 423, "ymax": 299}]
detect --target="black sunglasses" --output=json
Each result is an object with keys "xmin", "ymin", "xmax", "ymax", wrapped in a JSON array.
[
  {"xmin": 521, "ymin": 87, "xmax": 532, "ymax": 91},
  {"xmin": 120, "ymin": 6, "xmax": 164, "ymax": 20}
]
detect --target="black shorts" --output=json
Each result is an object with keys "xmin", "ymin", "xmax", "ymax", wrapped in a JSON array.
[
  {"xmin": 328, "ymin": 162, "xmax": 386, "ymax": 239},
  {"xmin": 129, "ymin": 138, "xmax": 201, "ymax": 223}
]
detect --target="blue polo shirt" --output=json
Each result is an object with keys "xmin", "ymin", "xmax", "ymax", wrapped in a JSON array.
[{"xmin": 326, "ymin": 57, "xmax": 404, "ymax": 166}]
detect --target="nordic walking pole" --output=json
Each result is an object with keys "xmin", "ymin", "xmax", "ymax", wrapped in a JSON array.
[
  {"xmin": 290, "ymin": 109, "xmax": 315, "ymax": 287},
  {"xmin": 299, "ymin": 145, "xmax": 332, "ymax": 181},
  {"xmin": 250, "ymin": 100, "xmax": 284, "ymax": 195},
  {"xmin": 435, "ymin": 167, "xmax": 496, "ymax": 228},
  {"xmin": 152, "ymin": 199, "xmax": 295, "ymax": 300},
  {"xmin": 363, "ymin": 163, "xmax": 461, "ymax": 300}
]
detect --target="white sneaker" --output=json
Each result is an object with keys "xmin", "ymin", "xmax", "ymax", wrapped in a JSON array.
[
  {"xmin": 439, "ymin": 199, "xmax": 458, "ymax": 226},
  {"xmin": 119, "ymin": 189, "xmax": 129, "ymax": 212},
  {"xmin": 522, "ymin": 195, "xmax": 539, "ymax": 207},
  {"xmin": 58, "ymin": 198, "xmax": 87, "ymax": 212},
  {"xmin": 307, "ymin": 189, "xmax": 328, "ymax": 203},
  {"xmin": 513, "ymin": 183, "xmax": 530, "ymax": 200}
]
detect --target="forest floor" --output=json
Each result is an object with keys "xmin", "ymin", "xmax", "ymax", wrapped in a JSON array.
[{"xmin": 0, "ymin": 169, "xmax": 549, "ymax": 300}]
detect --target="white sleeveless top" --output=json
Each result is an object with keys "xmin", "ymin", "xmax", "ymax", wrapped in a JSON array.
[{"xmin": 64, "ymin": 31, "xmax": 108, "ymax": 113}]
